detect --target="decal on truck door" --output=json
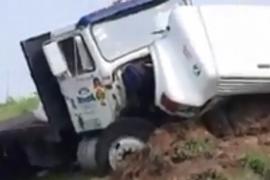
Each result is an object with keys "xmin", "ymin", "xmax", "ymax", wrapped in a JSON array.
[
  {"xmin": 93, "ymin": 77, "xmax": 107, "ymax": 106},
  {"xmin": 77, "ymin": 87, "xmax": 97, "ymax": 112},
  {"xmin": 77, "ymin": 87, "xmax": 96, "ymax": 103}
]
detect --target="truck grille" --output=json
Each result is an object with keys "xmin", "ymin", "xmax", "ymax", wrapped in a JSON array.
[{"xmin": 217, "ymin": 77, "xmax": 270, "ymax": 95}]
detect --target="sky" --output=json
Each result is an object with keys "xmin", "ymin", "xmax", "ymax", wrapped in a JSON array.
[{"xmin": 0, "ymin": 0, "xmax": 270, "ymax": 103}]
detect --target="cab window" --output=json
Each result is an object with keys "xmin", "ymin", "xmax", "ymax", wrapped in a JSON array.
[{"xmin": 58, "ymin": 35, "xmax": 94, "ymax": 76}]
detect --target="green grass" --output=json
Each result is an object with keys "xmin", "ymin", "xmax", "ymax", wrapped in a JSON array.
[
  {"xmin": 0, "ymin": 95, "xmax": 40, "ymax": 121},
  {"xmin": 240, "ymin": 152, "xmax": 270, "ymax": 177},
  {"xmin": 172, "ymin": 138, "xmax": 215, "ymax": 163},
  {"xmin": 190, "ymin": 169, "xmax": 228, "ymax": 180}
]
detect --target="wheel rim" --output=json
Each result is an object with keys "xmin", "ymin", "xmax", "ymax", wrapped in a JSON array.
[{"xmin": 108, "ymin": 137, "xmax": 145, "ymax": 170}]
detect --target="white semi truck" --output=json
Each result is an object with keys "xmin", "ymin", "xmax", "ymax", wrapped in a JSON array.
[{"xmin": 4, "ymin": 0, "xmax": 270, "ymax": 176}]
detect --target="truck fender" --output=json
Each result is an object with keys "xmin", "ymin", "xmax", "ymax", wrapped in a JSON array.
[{"xmin": 150, "ymin": 38, "xmax": 215, "ymax": 112}]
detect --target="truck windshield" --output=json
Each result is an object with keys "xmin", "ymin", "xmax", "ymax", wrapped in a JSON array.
[
  {"xmin": 91, "ymin": 0, "xmax": 183, "ymax": 61},
  {"xmin": 58, "ymin": 35, "xmax": 94, "ymax": 76}
]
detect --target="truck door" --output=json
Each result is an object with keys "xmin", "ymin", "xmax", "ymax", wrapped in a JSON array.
[{"xmin": 44, "ymin": 34, "xmax": 115, "ymax": 133}]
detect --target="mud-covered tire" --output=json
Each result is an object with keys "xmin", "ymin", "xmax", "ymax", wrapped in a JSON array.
[
  {"xmin": 77, "ymin": 138, "xmax": 98, "ymax": 172},
  {"xmin": 203, "ymin": 105, "xmax": 234, "ymax": 137},
  {"xmin": 95, "ymin": 117, "xmax": 155, "ymax": 175}
]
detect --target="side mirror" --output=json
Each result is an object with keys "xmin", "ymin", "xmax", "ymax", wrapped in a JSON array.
[{"xmin": 43, "ymin": 42, "xmax": 69, "ymax": 77}]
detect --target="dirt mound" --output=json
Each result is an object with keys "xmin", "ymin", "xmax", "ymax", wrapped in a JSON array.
[
  {"xmin": 110, "ymin": 123, "xmax": 223, "ymax": 180},
  {"xmin": 110, "ymin": 96, "xmax": 270, "ymax": 180}
]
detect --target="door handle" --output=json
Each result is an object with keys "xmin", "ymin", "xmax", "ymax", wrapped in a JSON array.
[
  {"xmin": 151, "ymin": 26, "xmax": 170, "ymax": 35},
  {"xmin": 151, "ymin": 29, "xmax": 166, "ymax": 35}
]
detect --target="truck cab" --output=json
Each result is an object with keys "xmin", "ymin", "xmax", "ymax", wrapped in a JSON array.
[
  {"xmin": 40, "ymin": 0, "xmax": 186, "ymax": 133},
  {"xmin": 43, "ymin": 31, "xmax": 125, "ymax": 133},
  {"xmin": 20, "ymin": 0, "xmax": 187, "ymax": 174}
]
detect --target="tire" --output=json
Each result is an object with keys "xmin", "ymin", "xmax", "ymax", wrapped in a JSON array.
[
  {"xmin": 203, "ymin": 105, "xmax": 234, "ymax": 137},
  {"xmin": 95, "ymin": 117, "xmax": 155, "ymax": 175},
  {"xmin": 77, "ymin": 138, "xmax": 98, "ymax": 172}
]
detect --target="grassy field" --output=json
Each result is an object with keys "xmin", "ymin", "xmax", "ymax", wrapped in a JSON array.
[{"xmin": 0, "ymin": 95, "xmax": 40, "ymax": 121}]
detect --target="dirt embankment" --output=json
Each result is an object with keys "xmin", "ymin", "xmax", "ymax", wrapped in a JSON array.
[{"xmin": 111, "ymin": 95, "xmax": 270, "ymax": 180}]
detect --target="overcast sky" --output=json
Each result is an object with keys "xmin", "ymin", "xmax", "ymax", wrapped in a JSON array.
[{"xmin": 0, "ymin": 0, "xmax": 270, "ymax": 103}]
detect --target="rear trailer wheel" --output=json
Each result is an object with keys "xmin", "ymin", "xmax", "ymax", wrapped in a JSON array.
[
  {"xmin": 77, "ymin": 138, "xmax": 98, "ymax": 172},
  {"xmin": 95, "ymin": 118, "xmax": 155, "ymax": 175}
]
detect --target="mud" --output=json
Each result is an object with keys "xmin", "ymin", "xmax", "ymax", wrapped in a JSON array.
[{"xmin": 110, "ymin": 95, "xmax": 270, "ymax": 180}]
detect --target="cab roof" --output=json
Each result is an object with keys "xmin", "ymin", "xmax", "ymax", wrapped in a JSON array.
[{"xmin": 77, "ymin": 0, "xmax": 167, "ymax": 27}]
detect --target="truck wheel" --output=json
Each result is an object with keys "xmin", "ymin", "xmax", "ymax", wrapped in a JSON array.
[
  {"xmin": 95, "ymin": 118, "xmax": 155, "ymax": 175},
  {"xmin": 77, "ymin": 137, "xmax": 98, "ymax": 172},
  {"xmin": 203, "ymin": 105, "xmax": 234, "ymax": 137}
]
